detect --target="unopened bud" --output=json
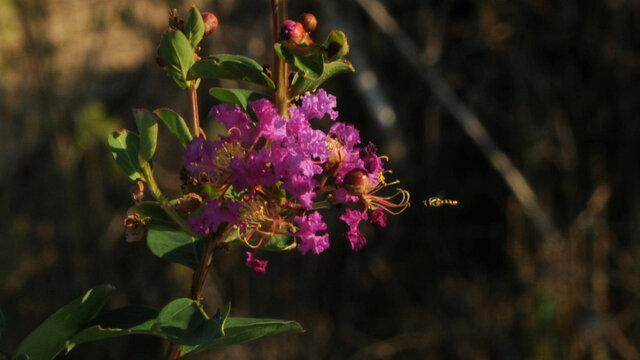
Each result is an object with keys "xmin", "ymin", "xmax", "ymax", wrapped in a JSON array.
[
  {"xmin": 281, "ymin": 19, "xmax": 305, "ymax": 44},
  {"xmin": 342, "ymin": 168, "xmax": 370, "ymax": 196},
  {"xmin": 298, "ymin": 13, "xmax": 317, "ymax": 33},
  {"xmin": 202, "ymin": 12, "xmax": 218, "ymax": 36}
]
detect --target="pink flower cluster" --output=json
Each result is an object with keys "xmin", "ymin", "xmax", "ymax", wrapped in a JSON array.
[{"xmin": 183, "ymin": 90, "xmax": 408, "ymax": 275}]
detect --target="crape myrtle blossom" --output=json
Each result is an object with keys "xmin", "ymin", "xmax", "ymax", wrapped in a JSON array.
[{"xmin": 183, "ymin": 89, "xmax": 410, "ymax": 275}]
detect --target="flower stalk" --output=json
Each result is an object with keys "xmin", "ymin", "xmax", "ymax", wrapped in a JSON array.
[
  {"xmin": 140, "ymin": 161, "xmax": 198, "ymax": 238},
  {"xmin": 272, "ymin": 0, "xmax": 289, "ymax": 117},
  {"xmin": 188, "ymin": 81, "xmax": 200, "ymax": 137}
]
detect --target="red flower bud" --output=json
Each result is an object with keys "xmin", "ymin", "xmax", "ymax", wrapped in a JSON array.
[
  {"xmin": 342, "ymin": 168, "xmax": 370, "ymax": 196},
  {"xmin": 202, "ymin": 12, "xmax": 218, "ymax": 36},
  {"xmin": 281, "ymin": 19, "xmax": 305, "ymax": 44},
  {"xmin": 298, "ymin": 13, "xmax": 317, "ymax": 33}
]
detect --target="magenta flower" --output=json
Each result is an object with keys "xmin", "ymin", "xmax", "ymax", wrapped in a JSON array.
[
  {"xmin": 181, "ymin": 88, "xmax": 409, "ymax": 275},
  {"xmin": 252, "ymin": 98, "xmax": 287, "ymax": 141},
  {"xmin": 294, "ymin": 211, "xmax": 329, "ymax": 255},
  {"xmin": 369, "ymin": 208, "xmax": 387, "ymax": 228},
  {"xmin": 345, "ymin": 229, "xmax": 367, "ymax": 251},
  {"xmin": 299, "ymin": 88, "xmax": 339, "ymax": 121},
  {"xmin": 187, "ymin": 199, "xmax": 241, "ymax": 234},
  {"xmin": 209, "ymin": 103, "xmax": 254, "ymax": 144},
  {"xmin": 340, "ymin": 208, "xmax": 368, "ymax": 232},
  {"xmin": 246, "ymin": 251, "xmax": 268, "ymax": 277}
]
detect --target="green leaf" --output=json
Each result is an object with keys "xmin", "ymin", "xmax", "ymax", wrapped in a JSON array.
[
  {"xmin": 136, "ymin": 201, "xmax": 176, "ymax": 226},
  {"xmin": 274, "ymin": 43, "xmax": 323, "ymax": 79},
  {"xmin": 185, "ymin": 6, "xmax": 205, "ymax": 48},
  {"xmin": 156, "ymin": 299, "xmax": 225, "ymax": 346},
  {"xmin": 181, "ymin": 317, "xmax": 304, "ymax": 357},
  {"xmin": 323, "ymin": 30, "xmax": 350, "ymax": 61},
  {"xmin": 133, "ymin": 109, "xmax": 158, "ymax": 162},
  {"xmin": 259, "ymin": 234, "xmax": 297, "ymax": 252},
  {"xmin": 289, "ymin": 59, "xmax": 355, "ymax": 98},
  {"xmin": 159, "ymin": 30, "xmax": 196, "ymax": 89},
  {"xmin": 108, "ymin": 130, "xmax": 143, "ymax": 181},
  {"xmin": 188, "ymin": 55, "xmax": 275, "ymax": 90},
  {"xmin": 65, "ymin": 305, "xmax": 159, "ymax": 353},
  {"xmin": 209, "ymin": 88, "xmax": 269, "ymax": 112},
  {"xmin": 10, "ymin": 355, "xmax": 28, "ymax": 360},
  {"xmin": 13, "ymin": 285, "xmax": 115, "ymax": 360},
  {"xmin": 153, "ymin": 108, "xmax": 193, "ymax": 147},
  {"xmin": 146, "ymin": 224, "xmax": 203, "ymax": 269}
]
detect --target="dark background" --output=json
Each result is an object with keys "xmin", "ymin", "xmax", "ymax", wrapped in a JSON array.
[{"xmin": 1, "ymin": 0, "xmax": 639, "ymax": 359}]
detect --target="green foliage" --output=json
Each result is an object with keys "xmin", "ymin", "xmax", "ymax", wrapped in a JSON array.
[
  {"xmin": 275, "ymin": 32, "xmax": 354, "ymax": 99},
  {"xmin": 159, "ymin": 30, "xmax": 196, "ymax": 89},
  {"xmin": 60, "ymin": 297, "xmax": 300, "ymax": 357},
  {"xmin": 290, "ymin": 59, "xmax": 354, "ymax": 97},
  {"xmin": 274, "ymin": 43, "xmax": 323, "ymax": 79},
  {"xmin": 259, "ymin": 234, "xmax": 296, "ymax": 251},
  {"xmin": 65, "ymin": 305, "xmax": 159, "ymax": 353},
  {"xmin": 136, "ymin": 201, "xmax": 175, "ymax": 226},
  {"xmin": 188, "ymin": 55, "xmax": 276, "ymax": 90},
  {"xmin": 153, "ymin": 108, "xmax": 193, "ymax": 147},
  {"xmin": 209, "ymin": 88, "xmax": 269, "ymax": 113},
  {"xmin": 184, "ymin": 6, "xmax": 204, "ymax": 49},
  {"xmin": 13, "ymin": 285, "xmax": 115, "ymax": 360},
  {"xmin": 156, "ymin": 299, "xmax": 226, "ymax": 346},
  {"xmin": 133, "ymin": 109, "xmax": 158, "ymax": 162},
  {"xmin": 181, "ymin": 317, "xmax": 304, "ymax": 357},
  {"xmin": 146, "ymin": 224, "xmax": 203, "ymax": 269},
  {"xmin": 323, "ymin": 30, "xmax": 349, "ymax": 61},
  {"xmin": 108, "ymin": 130, "xmax": 143, "ymax": 181}
]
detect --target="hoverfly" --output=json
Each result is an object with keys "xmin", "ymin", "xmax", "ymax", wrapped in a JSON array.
[{"xmin": 423, "ymin": 196, "xmax": 459, "ymax": 207}]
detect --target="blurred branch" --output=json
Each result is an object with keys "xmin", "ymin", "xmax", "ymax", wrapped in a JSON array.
[{"xmin": 354, "ymin": 0, "xmax": 563, "ymax": 244}]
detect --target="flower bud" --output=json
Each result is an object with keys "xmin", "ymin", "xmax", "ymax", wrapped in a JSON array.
[
  {"xmin": 202, "ymin": 12, "xmax": 218, "ymax": 36},
  {"xmin": 281, "ymin": 19, "xmax": 305, "ymax": 44},
  {"xmin": 298, "ymin": 13, "xmax": 317, "ymax": 33},
  {"xmin": 342, "ymin": 168, "xmax": 370, "ymax": 196}
]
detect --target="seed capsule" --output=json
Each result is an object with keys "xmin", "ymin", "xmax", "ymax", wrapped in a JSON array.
[
  {"xmin": 173, "ymin": 193, "xmax": 203, "ymax": 215},
  {"xmin": 130, "ymin": 179, "xmax": 145, "ymax": 204},
  {"xmin": 124, "ymin": 214, "xmax": 147, "ymax": 242}
]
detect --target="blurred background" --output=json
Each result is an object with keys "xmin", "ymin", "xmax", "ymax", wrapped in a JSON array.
[{"xmin": 1, "ymin": 0, "xmax": 639, "ymax": 358}]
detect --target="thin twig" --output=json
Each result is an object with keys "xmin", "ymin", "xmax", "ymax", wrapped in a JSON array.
[{"xmin": 354, "ymin": 0, "xmax": 563, "ymax": 244}]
